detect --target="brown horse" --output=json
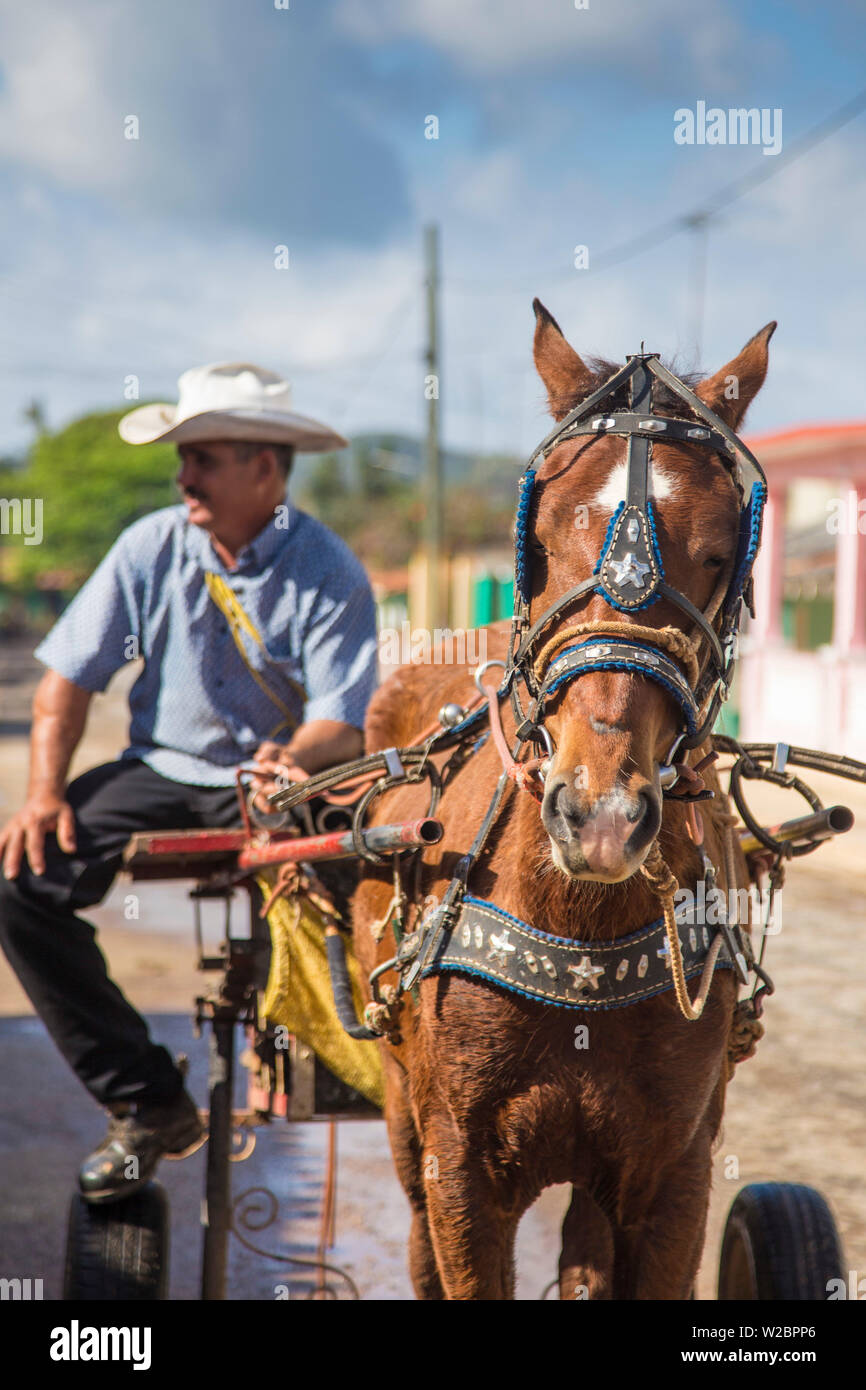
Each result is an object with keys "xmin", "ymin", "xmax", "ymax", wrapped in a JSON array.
[{"xmin": 352, "ymin": 303, "xmax": 774, "ymax": 1300}]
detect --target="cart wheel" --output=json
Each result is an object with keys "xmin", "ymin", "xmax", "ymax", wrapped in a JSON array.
[
  {"xmin": 718, "ymin": 1182, "xmax": 844, "ymax": 1301},
  {"xmin": 63, "ymin": 1182, "xmax": 169, "ymax": 1300}
]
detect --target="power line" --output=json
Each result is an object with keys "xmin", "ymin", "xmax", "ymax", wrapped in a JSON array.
[{"xmin": 444, "ymin": 84, "xmax": 866, "ymax": 292}]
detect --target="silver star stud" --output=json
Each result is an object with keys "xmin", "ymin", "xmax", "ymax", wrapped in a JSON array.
[
  {"xmin": 657, "ymin": 939, "xmax": 673, "ymax": 971},
  {"xmin": 608, "ymin": 552, "xmax": 651, "ymax": 590},
  {"xmin": 566, "ymin": 956, "xmax": 605, "ymax": 995},
  {"xmin": 487, "ymin": 928, "xmax": 516, "ymax": 966}
]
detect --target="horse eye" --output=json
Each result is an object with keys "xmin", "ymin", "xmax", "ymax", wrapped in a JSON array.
[{"xmin": 703, "ymin": 555, "xmax": 724, "ymax": 568}]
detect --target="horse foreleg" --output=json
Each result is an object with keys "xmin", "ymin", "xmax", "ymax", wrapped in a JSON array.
[
  {"xmin": 558, "ymin": 1187, "xmax": 615, "ymax": 1300},
  {"xmin": 618, "ymin": 1138, "xmax": 714, "ymax": 1300},
  {"xmin": 382, "ymin": 1062, "xmax": 444, "ymax": 1299},
  {"xmin": 420, "ymin": 1124, "xmax": 519, "ymax": 1300}
]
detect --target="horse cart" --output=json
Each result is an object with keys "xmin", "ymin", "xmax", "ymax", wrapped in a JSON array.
[{"xmin": 63, "ymin": 328, "xmax": 861, "ymax": 1301}]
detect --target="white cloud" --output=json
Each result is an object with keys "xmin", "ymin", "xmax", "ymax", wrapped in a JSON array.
[
  {"xmin": 0, "ymin": 179, "xmax": 424, "ymax": 453},
  {"xmin": 0, "ymin": 1, "xmax": 860, "ymax": 465},
  {"xmin": 334, "ymin": 0, "xmax": 750, "ymax": 82},
  {"xmin": 0, "ymin": 4, "xmax": 137, "ymax": 192}
]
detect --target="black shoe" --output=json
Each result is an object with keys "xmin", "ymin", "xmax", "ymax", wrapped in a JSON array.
[{"xmin": 78, "ymin": 1089, "xmax": 203, "ymax": 1205}]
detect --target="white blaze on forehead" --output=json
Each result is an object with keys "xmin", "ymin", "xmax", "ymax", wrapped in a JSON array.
[{"xmin": 589, "ymin": 461, "xmax": 677, "ymax": 510}]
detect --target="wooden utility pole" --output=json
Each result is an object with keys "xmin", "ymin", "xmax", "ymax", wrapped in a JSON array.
[
  {"xmin": 685, "ymin": 212, "xmax": 709, "ymax": 363},
  {"xmin": 423, "ymin": 223, "xmax": 445, "ymax": 628}
]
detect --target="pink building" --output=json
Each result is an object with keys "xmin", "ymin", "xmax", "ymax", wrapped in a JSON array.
[{"xmin": 737, "ymin": 423, "xmax": 866, "ymax": 758}]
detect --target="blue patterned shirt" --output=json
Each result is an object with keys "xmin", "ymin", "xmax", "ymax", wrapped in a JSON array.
[{"xmin": 34, "ymin": 503, "xmax": 379, "ymax": 786}]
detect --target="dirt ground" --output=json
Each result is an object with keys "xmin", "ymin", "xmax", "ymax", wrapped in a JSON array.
[{"xmin": 0, "ymin": 646, "xmax": 863, "ymax": 1299}]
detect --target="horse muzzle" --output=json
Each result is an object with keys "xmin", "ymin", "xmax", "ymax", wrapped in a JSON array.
[{"xmin": 540, "ymin": 775, "xmax": 661, "ymax": 882}]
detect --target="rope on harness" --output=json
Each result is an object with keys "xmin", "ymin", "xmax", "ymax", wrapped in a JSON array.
[
  {"xmin": 640, "ymin": 820, "xmax": 765, "ymax": 1079},
  {"xmin": 533, "ymin": 619, "xmax": 702, "ymax": 691},
  {"xmin": 726, "ymin": 1003, "xmax": 765, "ymax": 1080},
  {"xmin": 640, "ymin": 842, "xmax": 723, "ymax": 1022}
]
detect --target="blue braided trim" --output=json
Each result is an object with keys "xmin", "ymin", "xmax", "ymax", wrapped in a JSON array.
[
  {"xmin": 422, "ymin": 958, "xmax": 736, "ymax": 1011},
  {"xmin": 514, "ymin": 471, "xmax": 536, "ymax": 602},
  {"xmin": 545, "ymin": 657, "xmax": 697, "ymax": 734},
  {"xmin": 438, "ymin": 703, "xmax": 490, "ymax": 741},
  {"xmin": 462, "ymin": 894, "xmax": 664, "ymax": 948},
  {"xmin": 729, "ymin": 480, "xmax": 767, "ymax": 606},
  {"xmin": 646, "ymin": 496, "xmax": 665, "ymax": 581},
  {"xmin": 593, "ymin": 500, "xmax": 624, "ymax": 575}
]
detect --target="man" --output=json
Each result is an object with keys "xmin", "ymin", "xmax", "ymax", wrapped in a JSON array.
[{"xmin": 0, "ymin": 362, "xmax": 378, "ymax": 1202}]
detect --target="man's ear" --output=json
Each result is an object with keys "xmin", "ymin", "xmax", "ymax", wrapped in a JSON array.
[
  {"xmin": 695, "ymin": 322, "xmax": 777, "ymax": 429},
  {"xmin": 532, "ymin": 298, "xmax": 597, "ymax": 421}
]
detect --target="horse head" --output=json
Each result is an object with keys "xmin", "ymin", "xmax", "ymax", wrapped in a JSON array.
[{"xmin": 523, "ymin": 301, "xmax": 775, "ymax": 883}]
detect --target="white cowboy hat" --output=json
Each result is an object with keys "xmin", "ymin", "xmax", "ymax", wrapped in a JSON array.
[{"xmin": 118, "ymin": 361, "xmax": 348, "ymax": 451}]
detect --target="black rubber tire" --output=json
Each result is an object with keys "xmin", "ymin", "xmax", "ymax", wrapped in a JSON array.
[
  {"xmin": 63, "ymin": 1182, "xmax": 169, "ymax": 1300},
  {"xmin": 718, "ymin": 1182, "xmax": 845, "ymax": 1301}
]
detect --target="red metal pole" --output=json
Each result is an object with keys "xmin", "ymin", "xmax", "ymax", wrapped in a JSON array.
[{"xmin": 236, "ymin": 817, "xmax": 442, "ymax": 870}]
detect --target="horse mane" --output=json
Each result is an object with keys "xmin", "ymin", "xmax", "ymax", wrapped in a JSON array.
[{"xmin": 562, "ymin": 357, "xmax": 706, "ymax": 422}]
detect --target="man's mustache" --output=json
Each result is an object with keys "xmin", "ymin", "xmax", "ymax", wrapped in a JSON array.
[{"xmin": 177, "ymin": 482, "xmax": 208, "ymax": 503}]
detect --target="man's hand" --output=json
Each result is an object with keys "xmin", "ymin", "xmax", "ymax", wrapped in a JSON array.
[
  {"xmin": 248, "ymin": 741, "xmax": 300, "ymax": 811},
  {"xmin": 1, "ymin": 791, "xmax": 77, "ymax": 879},
  {"xmin": 247, "ymin": 723, "xmax": 364, "ymax": 811},
  {"xmin": 2, "ymin": 669, "xmax": 90, "ymax": 878}
]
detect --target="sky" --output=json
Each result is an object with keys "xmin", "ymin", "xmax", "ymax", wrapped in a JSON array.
[{"xmin": 0, "ymin": 0, "xmax": 864, "ymax": 462}]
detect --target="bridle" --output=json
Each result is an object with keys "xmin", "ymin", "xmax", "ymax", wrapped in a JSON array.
[{"xmin": 499, "ymin": 349, "xmax": 768, "ymax": 777}]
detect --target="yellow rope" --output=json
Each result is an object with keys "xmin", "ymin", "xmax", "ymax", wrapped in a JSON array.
[
  {"xmin": 640, "ymin": 841, "xmax": 722, "ymax": 1022},
  {"xmin": 640, "ymin": 823, "xmax": 764, "ymax": 1083},
  {"xmin": 204, "ymin": 571, "xmax": 307, "ymax": 738},
  {"xmin": 533, "ymin": 619, "xmax": 702, "ymax": 689}
]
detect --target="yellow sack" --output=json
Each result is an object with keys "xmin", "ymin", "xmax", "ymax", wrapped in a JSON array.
[{"xmin": 257, "ymin": 873, "xmax": 385, "ymax": 1110}]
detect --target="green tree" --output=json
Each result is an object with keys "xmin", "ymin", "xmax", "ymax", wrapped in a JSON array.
[{"xmin": 8, "ymin": 409, "xmax": 177, "ymax": 589}]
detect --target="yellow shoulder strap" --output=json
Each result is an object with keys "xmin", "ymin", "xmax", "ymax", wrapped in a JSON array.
[{"xmin": 204, "ymin": 571, "xmax": 306, "ymax": 739}]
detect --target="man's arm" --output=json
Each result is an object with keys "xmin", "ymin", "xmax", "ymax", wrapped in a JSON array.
[{"xmin": 0, "ymin": 670, "xmax": 92, "ymax": 878}]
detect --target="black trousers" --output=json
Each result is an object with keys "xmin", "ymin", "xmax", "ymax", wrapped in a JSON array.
[{"xmin": 0, "ymin": 759, "xmax": 244, "ymax": 1107}]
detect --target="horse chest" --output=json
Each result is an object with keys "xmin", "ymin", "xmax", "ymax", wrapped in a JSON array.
[{"xmin": 418, "ymin": 985, "xmax": 727, "ymax": 1180}]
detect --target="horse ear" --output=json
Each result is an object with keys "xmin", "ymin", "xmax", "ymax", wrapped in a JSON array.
[
  {"xmin": 695, "ymin": 321, "xmax": 777, "ymax": 429},
  {"xmin": 532, "ymin": 298, "xmax": 595, "ymax": 421}
]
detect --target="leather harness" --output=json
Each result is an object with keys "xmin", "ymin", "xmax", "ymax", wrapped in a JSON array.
[{"xmin": 272, "ymin": 351, "xmax": 767, "ymax": 1026}]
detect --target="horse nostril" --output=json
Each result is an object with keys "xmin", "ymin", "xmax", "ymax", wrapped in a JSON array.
[
  {"xmin": 544, "ymin": 777, "xmax": 587, "ymax": 837},
  {"xmin": 634, "ymin": 786, "xmax": 661, "ymax": 842}
]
